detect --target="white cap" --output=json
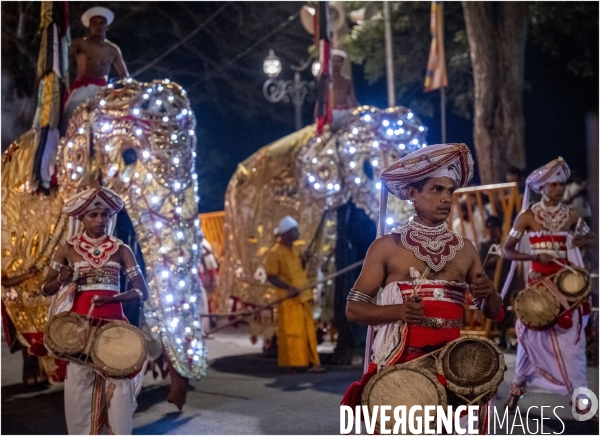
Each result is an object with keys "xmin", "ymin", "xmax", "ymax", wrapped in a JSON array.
[
  {"xmin": 331, "ymin": 49, "xmax": 347, "ymax": 59},
  {"xmin": 274, "ymin": 216, "xmax": 299, "ymax": 236},
  {"xmin": 81, "ymin": 6, "xmax": 114, "ymax": 28}
]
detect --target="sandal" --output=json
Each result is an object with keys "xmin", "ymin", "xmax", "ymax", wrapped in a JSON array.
[{"xmin": 307, "ymin": 365, "xmax": 327, "ymax": 373}]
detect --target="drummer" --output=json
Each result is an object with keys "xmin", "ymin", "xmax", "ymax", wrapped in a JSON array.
[
  {"xmin": 499, "ymin": 158, "xmax": 594, "ymax": 415},
  {"xmin": 341, "ymin": 143, "xmax": 502, "ymax": 432},
  {"xmin": 41, "ymin": 187, "xmax": 148, "ymax": 435}
]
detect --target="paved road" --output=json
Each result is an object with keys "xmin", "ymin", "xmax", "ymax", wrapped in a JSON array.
[{"xmin": 2, "ymin": 327, "xmax": 598, "ymax": 435}]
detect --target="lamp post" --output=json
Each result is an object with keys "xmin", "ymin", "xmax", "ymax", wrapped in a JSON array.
[{"xmin": 263, "ymin": 49, "xmax": 318, "ymax": 131}]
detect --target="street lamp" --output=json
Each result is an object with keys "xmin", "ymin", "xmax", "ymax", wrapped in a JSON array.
[{"xmin": 263, "ymin": 49, "xmax": 318, "ymax": 131}]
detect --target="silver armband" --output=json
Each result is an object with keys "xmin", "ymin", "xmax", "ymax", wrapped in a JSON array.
[
  {"xmin": 50, "ymin": 260, "xmax": 63, "ymax": 272},
  {"xmin": 131, "ymin": 288, "xmax": 145, "ymax": 301},
  {"xmin": 347, "ymin": 288, "xmax": 373, "ymax": 303},
  {"xmin": 125, "ymin": 265, "xmax": 142, "ymax": 280},
  {"xmin": 508, "ymin": 228, "xmax": 523, "ymax": 240}
]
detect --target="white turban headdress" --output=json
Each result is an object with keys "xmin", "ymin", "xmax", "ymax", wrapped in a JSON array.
[
  {"xmin": 274, "ymin": 216, "xmax": 299, "ymax": 236},
  {"xmin": 521, "ymin": 157, "xmax": 570, "ymax": 211},
  {"xmin": 81, "ymin": 6, "xmax": 114, "ymax": 27},
  {"xmin": 63, "ymin": 187, "xmax": 124, "ymax": 238}
]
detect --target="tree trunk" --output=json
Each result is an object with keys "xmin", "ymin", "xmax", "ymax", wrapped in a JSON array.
[{"xmin": 462, "ymin": 2, "xmax": 528, "ymax": 184}]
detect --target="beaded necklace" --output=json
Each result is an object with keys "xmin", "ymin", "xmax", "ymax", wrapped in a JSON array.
[
  {"xmin": 531, "ymin": 201, "xmax": 570, "ymax": 233},
  {"xmin": 393, "ymin": 220, "xmax": 463, "ymax": 272},
  {"xmin": 70, "ymin": 232, "xmax": 122, "ymax": 268}
]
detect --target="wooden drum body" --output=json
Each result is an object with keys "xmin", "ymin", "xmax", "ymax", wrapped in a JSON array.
[
  {"xmin": 554, "ymin": 266, "xmax": 591, "ymax": 303},
  {"xmin": 514, "ymin": 285, "xmax": 560, "ymax": 330},
  {"xmin": 91, "ymin": 320, "xmax": 147, "ymax": 378}
]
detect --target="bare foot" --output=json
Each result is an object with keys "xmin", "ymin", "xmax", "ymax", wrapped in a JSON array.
[{"xmin": 308, "ymin": 365, "xmax": 327, "ymax": 373}]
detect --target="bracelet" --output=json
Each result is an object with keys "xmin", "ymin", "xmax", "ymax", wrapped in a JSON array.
[
  {"xmin": 50, "ymin": 260, "xmax": 63, "ymax": 272},
  {"xmin": 508, "ymin": 228, "xmax": 523, "ymax": 240},
  {"xmin": 131, "ymin": 288, "xmax": 145, "ymax": 301},
  {"xmin": 347, "ymin": 288, "xmax": 373, "ymax": 303},
  {"xmin": 57, "ymin": 276, "xmax": 66, "ymax": 284},
  {"xmin": 125, "ymin": 265, "xmax": 142, "ymax": 280},
  {"xmin": 40, "ymin": 283, "xmax": 49, "ymax": 297}
]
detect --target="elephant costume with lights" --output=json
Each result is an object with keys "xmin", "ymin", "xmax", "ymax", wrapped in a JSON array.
[
  {"xmin": 219, "ymin": 105, "xmax": 427, "ymax": 362},
  {"xmin": 1, "ymin": 79, "xmax": 208, "ymax": 400}
]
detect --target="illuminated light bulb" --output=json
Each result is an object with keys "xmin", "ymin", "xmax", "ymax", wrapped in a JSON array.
[
  {"xmin": 397, "ymin": 120, "xmax": 403, "ymax": 125},
  {"xmin": 412, "ymin": 139, "xmax": 419, "ymax": 145},
  {"xmin": 179, "ymin": 280, "xmax": 186, "ymax": 287},
  {"xmin": 422, "ymin": 144, "xmax": 427, "ymax": 147},
  {"xmin": 107, "ymin": 84, "xmax": 113, "ymax": 89},
  {"xmin": 155, "ymin": 221, "xmax": 163, "ymax": 229},
  {"xmin": 176, "ymin": 231, "xmax": 184, "ymax": 239},
  {"xmin": 327, "ymin": 183, "xmax": 333, "ymax": 190},
  {"xmin": 135, "ymin": 128, "xmax": 142, "ymax": 136},
  {"xmin": 108, "ymin": 165, "xmax": 118, "ymax": 176},
  {"xmin": 66, "ymin": 163, "xmax": 73, "ymax": 169},
  {"xmin": 76, "ymin": 166, "xmax": 84, "ymax": 173},
  {"xmin": 193, "ymin": 355, "xmax": 200, "ymax": 361},
  {"xmin": 170, "ymin": 318, "xmax": 179, "ymax": 327},
  {"xmin": 71, "ymin": 174, "xmax": 77, "ymax": 180},
  {"xmin": 143, "ymin": 93, "xmax": 149, "ymax": 99},
  {"xmin": 123, "ymin": 176, "xmax": 130, "ymax": 184},
  {"xmin": 105, "ymin": 145, "xmax": 111, "ymax": 151},
  {"xmin": 355, "ymin": 177, "xmax": 361, "ymax": 184},
  {"xmin": 394, "ymin": 129, "xmax": 400, "ymax": 135},
  {"xmin": 350, "ymin": 162, "xmax": 356, "ymax": 169},
  {"xmin": 399, "ymin": 144, "xmax": 406, "ymax": 150},
  {"xmin": 193, "ymin": 321, "xmax": 200, "ymax": 328},
  {"xmin": 182, "ymin": 109, "xmax": 188, "ymax": 115},
  {"xmin": 372, "ymin": 159, "xmax": 379, "ymax": 167},
  {"xmin": 188, "ymin": 129, "xmax": 195, "ymax": 136},
  {"xmin": 136, "ymin": 188, "xmax": 142, "ymax": 195},
  {"xmin": 399, "ymin": 128, "xmax": 405, "ymax": 134},
  {"xmin": 314, "ymin": 183, "xmax": 321, "ymax": 189},
  {"xmin": 126, "ymin": 78, "xmax": 133, "ymax": 83},
  {"xmin": 165, "ymin": 294, "xmax": 174, "ymax": 303},
  {"xmin": 181, "ymin": 89, "xmax": 186, "ymax": 95},
  {"xmin": 312, "ymin": 158, "xmax": 318, "ymax": 164},
  {"xmin": 189, "ymin": 296, "xmax": 197, "ymax": 303},
  {"xmin": 175, "ymin": 207, "xmax": 182, "ymax": 214},
  {"xmin": 387, "ymin": 217, "xmax": 394, "ymax": 225},
  {"xmin": 376, "ymin": 182, "xmax": 381, "ymax": 189},
  {"xmin": 187, "ymin": 348, "xmax": 193, "ymax": 355},
  {"xmin": 164, "ymin": 79, "xmax": 170, "ymax": 84},
  {"xmin": 157, "ymin": 85, "xmax": 163, "ymax": 91},
  {"xmin": 178, "ymin": 257, "xmax": 184, "ymax": 264},
  {"xmin": 334, "ymin": 183, "xmax": 340, "ymax": 190},
  {"xmin": 102, "ymin": 123, "xmax": 111, "ymax": 131},
  {"xmin": 142, "ymin": 150, "xmax": 150, "ymax": 159},
  {"xmin": 326, "ymin": 149, "xmax": 333, "ymax": 155},
  {"xmin": 99, "ymin": 99, "xmax": 106, "ymax": 106},
  {"xmin": 146, "ymin": 173, "xmax": 152, "ymax": 180},
  {"xmin": 171, "ymin": 134, "xmax": 177, "ymax": 141},
  {"xmin": 134, "ymin": 172, "xmax": 139, "ymax": 178},
  {"xmin": 161, "ymin": 271, "xmax": 169, "ymax": 278},
  {"xmin": 133, "ymin": 108, "xmax": 140, "ymax": 115},
  {"xmin": 176, "ymin": 338, "xmax": 182, "ymax": 344},
  {"xmin": 185, "ymin": 327, "xmax": 191, "ymax": 333},
  {"xmin": 194, "ymin": 219, "xmax": 200, "ymax": 227},
  {"xmin": 316, "ymin": 137, "xmax": 321, "ymax": 143},
  {"xmin": 168, "ymin": 96, "xmax": 174, "ymax": 102},
  {"xmin": 349, "ymin": 146, "xmax": 356, "ymax": 154},
  {"xmin": 382, "ymin": 120, "xmax": 390, "ymax": 127},
  {"xmin": 68, "ymin": 142, "xmax": 74, "ymax": 148},
  {"xmin": 192, "ymin": 244, "xmax": 198, "ymax": 251},
  {"xmin": 194, "ymin": 186, "xmax": 198, "ymax": 192},
  {"xmin": 191, "ymin": 268, "xmax": 198, "ymax": 274},
  {"xmin": 192, "ymin": 174, "xmax": 197, "ymax": 180},
  {"xmin": 418, "ymin": 126, "xmax": 425, "ymax": 131},
  {"xmin": 159, "ymin": 247, "xmax": 167, "ymax": 254},
  {"xmin": 192, "ymin": 151, "xmax": 197, "ymax": 158},
  {"xmin": 173, "ymin": 181, "xmax": 181, "ymax": 190},
  {"xmin": 308, "ymin": 176, "xmax": 315, "ymax": 183},
  {"xmin": 162, "ymin": 116, "xmax": 169, "ymax": 122},
  {"xmin": 183, "ymin": 303, "xmax": 190, "ymax": 310},
  {"xmin": 387, "ymin": 129, "xmax": 394, "ymax": 136},
  {"xmin": 151, "ymin": 196, "xmax": 159, "ymax": 204},
  {"xmin": 146, "ymin": 88, "xmax": 152, "ymax": 93},
  {"xmin": 156, "ymin": 100, "xmax": 162, "ymax": 106},
  {"xmin": 372, "ymin": 141, "xmax": 379, "ymax": 148},
  {"xmin": 352, "ymin": 128, "xmax": 358, "ymax": 135},
  {"xmin": 78, "ymin": 128, "xmax": 85, "ymax": 134},
  {"xmin": 407, "ymin": 112, "xmax": 414, "ymax": 119},
  {"xmin": 363, "ymin": 114, "xmax": 371, "ymax": 122}
]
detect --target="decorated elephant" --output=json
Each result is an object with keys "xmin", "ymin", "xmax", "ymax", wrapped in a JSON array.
[
  {"xmin": 1, "ymin": 78, "xmax": 207, "ymax": 400},
  {"xmin": 218, "ymin": 105, "xmax": 428, "ymax": 361}
]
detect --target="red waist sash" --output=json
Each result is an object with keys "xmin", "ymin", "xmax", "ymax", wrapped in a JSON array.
[
  {"xmin": 69, "ymin": 76, "xmax": 108, "ymax": 93},
  {"xmin": 72, "ymin": 290, "xmax": 124, "ymax": 320}
]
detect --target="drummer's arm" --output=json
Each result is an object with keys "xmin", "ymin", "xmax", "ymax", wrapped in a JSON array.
[
  {"xmin": 346, "ymin": 237, "xmax": 424, "ymax": 326},
  {"xmin": 465, "ymin": 241, "xmax": 502, "ymax": 319},
  {"xmin": 502, "ymin": 212, "xmax": 551, "ymax": 263},
  {"xmin": 41, "ymin": 244, "xmax": 74, "ymax": 296}
]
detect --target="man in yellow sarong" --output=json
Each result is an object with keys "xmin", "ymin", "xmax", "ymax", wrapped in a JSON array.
[{"xmin": 265, "ymin": 216, "xmax": 326, "ymax": 372}]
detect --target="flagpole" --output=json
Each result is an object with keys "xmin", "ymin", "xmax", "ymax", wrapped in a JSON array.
[
  {"xmin": 441, "ymin": 86, "xmax": 446, "ymax": 143},
  {"xmin": 383, "ymin": 1, "xmax": 395, "ymax": 108}
]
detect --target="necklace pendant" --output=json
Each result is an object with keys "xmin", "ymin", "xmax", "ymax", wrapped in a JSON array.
[{"xmin": 93, "ymin": 249, "xmax": 101, "ymax": 256}]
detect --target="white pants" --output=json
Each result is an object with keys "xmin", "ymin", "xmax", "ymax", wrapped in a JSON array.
[{"xmin": 64, "ymin": 362, "xmax": 144, "ymax": 435}]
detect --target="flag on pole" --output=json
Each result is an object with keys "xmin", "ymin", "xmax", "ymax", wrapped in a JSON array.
[
  {"xmin": 424, "ymin": 1, "xmax": 447, "ymax": 92},
  {"xmin": 314, "ymin": 1, "xmax": 332, "ymax": 135}
]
